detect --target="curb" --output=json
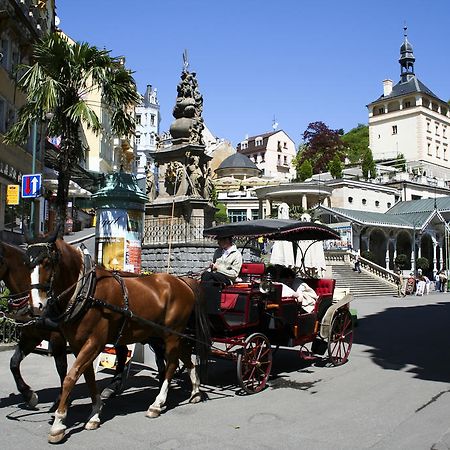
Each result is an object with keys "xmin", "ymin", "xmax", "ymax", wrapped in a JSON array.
[
  {"xmin": 0, "ymin": 343, "xmax": 15, "ymax": 352},
  {"xmin": 66, "ymin": 233, "xmax": 95, "ymax": 246}
]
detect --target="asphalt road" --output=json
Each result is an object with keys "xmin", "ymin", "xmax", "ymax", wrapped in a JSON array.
[{"xmin": 1, "ymin": 292, "xmax": 450, "ymax": 449}]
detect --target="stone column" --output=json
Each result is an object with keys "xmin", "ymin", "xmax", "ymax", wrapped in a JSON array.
[
  {"xmin": 302, "ymin": 194, "xmax": 307, "ymax": 210},
  {"xmin": 433, "ymin": 238, "xmax": 438, "ymax": 272},
  {"xmin": 265, "ymin": 199, "xmax": 271, "ymax": 218},
  {"xmin": 258, "ymin": 199, "xmax": 263, "ymax": 219}
]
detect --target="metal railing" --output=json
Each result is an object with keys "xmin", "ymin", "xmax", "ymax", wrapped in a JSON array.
[
  {"xmin": 143, "ymin": 217, "xmax": 215, "ymax": 246},
  {"xmin": 326, "ymin": 250, "xmax": 400, "ymax": 286}
]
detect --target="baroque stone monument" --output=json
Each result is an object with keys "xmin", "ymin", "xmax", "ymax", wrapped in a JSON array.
[{"xmin": 141, "ymin": 53, "xmax": 216, "ymax": 274}]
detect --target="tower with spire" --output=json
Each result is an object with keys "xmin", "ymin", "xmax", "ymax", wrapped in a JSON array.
[{"xmin": 367, "ymin": 27, "xmax": 450, "ymax": 176}]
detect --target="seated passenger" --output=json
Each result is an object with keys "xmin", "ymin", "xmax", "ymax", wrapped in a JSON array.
[
  {"xmin": 278, "ymin": 267, "xmax": 318, "ymax": 313},
  {"xmin": 201, "ymin": 236, "xmax": 243, "ymax": 285}
]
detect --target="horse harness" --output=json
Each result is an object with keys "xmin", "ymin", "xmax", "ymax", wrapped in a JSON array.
[{"xmin": 25, "ymin": 241, "xmax": 203, "ymax": 347}]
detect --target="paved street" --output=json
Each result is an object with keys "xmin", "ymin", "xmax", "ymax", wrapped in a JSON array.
[{"xmin": 1, "ymin": 292, "xmax": 450, "ymax": 449}]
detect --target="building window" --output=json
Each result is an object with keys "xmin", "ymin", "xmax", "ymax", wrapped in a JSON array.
[
  {"xmin": 149, "ymin": 135, "xmax": 155, "ymax": 145},
  {"xmin": 283, "ymin": 142, "xmax": 287, "ymax": 149},
  {"xmin": 436, "ymin": 145, "xmax": 440, "ymax": 158},
  {"xmin": 427, "ymin": 142, "xmax": 432, "ymax": 156},
  {"xmin": 378, "ymin": 107, "xmax": 384, "ymax": 115},
  {"xmin": 255, "ymin": 137, "xmax": 263, "ymax": 146},
  {"xmin": 348, "ymin": 197, "xmax": 353, "ymax": 203},
  {"xmin": 436, "ymin": 124, "xmax": 440, "ymax": 135},
  {"xmin": 135, "ymin": 134, "xmax": 141, "ymax": 145},
  {"xmin": 284, "ymin": 155, "xmax": 287, "ymax": 165},
  {"xmin": 1, "ymin": 37, "xmax": 9, "ymax": 70},
  {"xmin": 150, "ymin": 114, "xmax": 155, "ymax": 126},
  {"xmin": 0, "ymin": 97, "xmax": 5, "ymax": 133},
  {"xmin": 443, "ymin": 126, "xmax": 447, "ymax": 138},
  {"xmin": 375, "ymin": 200, "xmax": 380, "ymax": 207},
  {"xmin": 136, "ymin": 114, "xmax": 141, "ymax": 124},
  {"xmin": 362, "ymin": 199, "xmax": 367, "ymax": 205},
  {"xmin": 251, "ymin": 209, "xmax": 259, "ymax": 220},
  {"xmin": 427, "ymin": 121, "xmax": 431, "ymax": 132},
  {"xmin": 228, "ymin": 209, "xmax": 247, "ymax": 222},
  {"xmin": 241, "ymin": 141, "xmax": 248, "ymax": 150},
  {"xmin": 404, "ymin": 101, "xmax": 411, "ymax": 108},
  {"xmin": 387, "ymin": 202, "xmax": 392, "ymax": 208},
  {"xmin": 444, "ymin": 146, "xmax": 448, "ymax": 161},
  {"xmin": 392, "ymin": 125, "xmax": 398, "ymax": 135},
  {"xmin": 277, "ymin": 155, "xmax": 281, "ymax": 165}
]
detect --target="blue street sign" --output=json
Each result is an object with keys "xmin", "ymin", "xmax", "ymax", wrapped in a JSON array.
[{"xmin": 21, "ymin": 174, "xmax": 42, "ymax": 198}]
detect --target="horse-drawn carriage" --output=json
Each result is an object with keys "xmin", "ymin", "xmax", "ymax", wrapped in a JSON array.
[
  {"xmin": 202, "ymin": 219, "xmax": 354, "ymax": 394},
  {"xmin": 2, "ymin": 218, "xmax": 353, "ymax": 443}
]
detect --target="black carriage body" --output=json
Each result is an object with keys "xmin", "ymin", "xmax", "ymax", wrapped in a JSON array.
[{"xmin": 202, "ymin": 219, "xmax": 353, "ymax": 394}]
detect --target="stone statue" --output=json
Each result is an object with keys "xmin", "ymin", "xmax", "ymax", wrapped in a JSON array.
[
  {"xmin": 203, "ymin": 166, "xmax": 214, "ymax": 200},
  {"xmin": 169, "ymin": 56, "xmax": 204, "ymax": 145},
  {"xmin": 186, "ymin": 154, "xmax": 203, "ymax": 196},
  {"xmin": 164, "ymin": 161, "xmax": 184, "ymax": 196},
  {"xmin": 145, "ymin": 165, "xmax": 156, "ymax": 201}
]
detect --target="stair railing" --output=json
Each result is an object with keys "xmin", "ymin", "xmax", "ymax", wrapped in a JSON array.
[{"xmin": 325, "ymin": 250, "xmax": 400, "ymax": 287}]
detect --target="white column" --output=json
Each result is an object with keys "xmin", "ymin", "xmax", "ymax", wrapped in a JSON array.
[
  {"xmin": 302, "ymin": 194, "xmax": 307, "ymax": 210},
  {"xmin": 385, "ymin": 246, "xmax": 390, "ymax": 269},
  {"xmin": 433, "ymin": 239, "xmax": 438, "ymax": 272}
]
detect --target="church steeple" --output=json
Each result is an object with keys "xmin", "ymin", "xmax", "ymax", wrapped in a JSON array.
[{"xmin": 399, "ymin": 25, "xmax": 415, "ymax": 82}]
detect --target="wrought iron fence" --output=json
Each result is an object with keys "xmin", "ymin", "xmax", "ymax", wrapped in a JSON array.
[
  {"xmin": 0, "ymin": 317, "xmax": 19, "ymax": 344},
  {"xmin": 143, "ymin": 217, "xmax": 215, "ymax": 245}
]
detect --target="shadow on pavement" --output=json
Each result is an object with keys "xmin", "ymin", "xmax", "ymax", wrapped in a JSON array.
[{"xmin": 354, "ymin": 300, "xmax": 450, "ymax": 382}]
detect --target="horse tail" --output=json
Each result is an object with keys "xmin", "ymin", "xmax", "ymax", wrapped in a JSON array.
[{"xmin": 192, "ymin": 280, "xmax": 211, "ymax": 383}]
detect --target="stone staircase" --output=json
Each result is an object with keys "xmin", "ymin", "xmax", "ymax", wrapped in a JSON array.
[{"xmin": 330, "ymin": 263, "xmax": 398, "ymax": 298}]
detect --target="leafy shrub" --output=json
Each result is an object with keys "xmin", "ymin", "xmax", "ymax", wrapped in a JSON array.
[
  {"xmin": 361, "ymin": 250, "xmax": 376, "ymax": 263},
  {"xmin": 395, "ymin": 254, "xmax": 409, "ymax": 269},
  {"xmin": 416, "ymin": 257, "xmax": 429, "ymax": 271}
]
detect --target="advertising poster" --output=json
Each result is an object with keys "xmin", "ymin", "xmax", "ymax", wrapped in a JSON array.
[
  {"xmin": 326, "ymin": 222, "xmax": 353, "ymax": 250},
  {"xmin": 96, "ymin": 209, "xmax": 143, "ymax": 273}
]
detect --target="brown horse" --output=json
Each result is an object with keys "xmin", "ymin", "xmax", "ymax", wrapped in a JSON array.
[
  {"xmin": 25, "ymin": 234, "xmax": 210, "ymax": 444},
  {"xmin": 0, "ymin": 240, "xmax": 68, "ymax": 408}
]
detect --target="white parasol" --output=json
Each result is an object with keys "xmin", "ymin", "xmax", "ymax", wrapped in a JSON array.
[
  {"xmin": 295, "ymin": 215, "xmax": 326, "ymax": 277},
  {"xmin": 269, "ymin": 203, "xmax": 295, "ymax": 267}
]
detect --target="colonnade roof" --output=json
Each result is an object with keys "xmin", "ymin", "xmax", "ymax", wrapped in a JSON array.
[
  {"xmin": 388, "ymin": 197, "xmax": 450, "ymax": 214},
  {"xmin": 318, "ymin": 205, "xmax": 434, "ymax": 230}
]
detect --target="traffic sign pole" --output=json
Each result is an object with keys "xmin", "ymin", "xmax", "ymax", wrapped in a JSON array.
[{"xmin": 30, "ymin": 120, "xmax": 37, "ymax": 238}]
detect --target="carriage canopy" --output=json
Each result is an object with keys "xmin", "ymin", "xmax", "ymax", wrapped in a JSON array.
[{"xmin": 203, "ymin": 219, "xmax": 340, "ymax": 242}]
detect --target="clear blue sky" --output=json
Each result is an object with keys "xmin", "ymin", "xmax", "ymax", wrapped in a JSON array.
[{"xmin": 57, "ymin": 0, "xmax": 450, "ymax": 148}]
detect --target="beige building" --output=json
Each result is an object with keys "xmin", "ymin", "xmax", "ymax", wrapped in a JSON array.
[
  {"xmin": 368, "ymin": 28, "xmax": 450, "ymax": 168},
  {"xmin": 237, "ymin": 130, "xmax": 296, "ymax": 181},
  {"xmin": 0, "ymin": 0, "xmax": 55, "ymax": 240}
]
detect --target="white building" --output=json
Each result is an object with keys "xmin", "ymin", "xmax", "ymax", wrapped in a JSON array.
[
  {"xmin": 237, "ymin": 130, "xmax": 296, "ymax": 181},
  {"xmin": 135, "ymin": 84, "xmax": 160, "ymax": 177},
  {"xmin": 368, "ymin": 27, "xmax": 450, "ymax": 170}
]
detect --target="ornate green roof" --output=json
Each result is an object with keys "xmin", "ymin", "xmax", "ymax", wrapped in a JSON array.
[{"xmin": 91, "ymin": 171, "xmax": 147, "ymax": 210}]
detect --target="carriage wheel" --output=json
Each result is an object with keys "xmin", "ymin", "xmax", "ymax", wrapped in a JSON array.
[
  {"xmin": 237, "ymin": 333, "xmax": 272, "ymax": 394},
  {"xmin": 327, "ymin": 309, "xmax": 353, "ymax": 366}
]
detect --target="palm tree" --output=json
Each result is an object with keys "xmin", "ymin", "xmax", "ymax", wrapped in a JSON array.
[{"xmin": 5, "ymin": 32, "xmax": 140, "ymax": 232}]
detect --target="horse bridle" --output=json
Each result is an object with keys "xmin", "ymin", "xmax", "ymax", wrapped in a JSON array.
[{"xmin": 26, "ymin": 241, "xmax": 60, "ymax": 298}]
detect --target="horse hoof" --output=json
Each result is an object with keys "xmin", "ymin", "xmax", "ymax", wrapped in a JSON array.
[
  {"xmin": 28, "ymin": 392, "xmax": 39, "ymax": 409},
  {"xmin": 100, "ymin": 387, "xmax": 115, "ymax": 400},
  {"xmin": 189, "ymin": 392, "xmax": 202, "ymax": 404},
  {"xmin": 48, "ymin": 431, "xmax": 65, "ymax": 444},
  {"xmin": 146, "ymin": 407, "xmax": 161, "ymax": 418},
  {"xmin": 85, "ymin": 420, "xmax": 100, "ymax": 430}
]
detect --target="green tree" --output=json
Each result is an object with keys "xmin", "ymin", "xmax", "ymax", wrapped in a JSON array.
[
  {"xmin": 298, "ymin": 121, "xmax": 345, "ymax": 174},
  {"xmin": 361, "ymin": 149, "xmax": 376, "ymax": 179},
  {"xmin": 328, "ymin": 155, "xmax": 343, "ymax": 179},
  {"xmin": 297, "ymin": 159, "xmax": 313, "ymax": 181},
  {"xmin": 214, "ymin": 202, "xmax": 229, "ymax": 224},
  {"xmin": 341, "ymin": 124, "xmax": 369, "ymax": 163},
  {"xmin": 5, "ymin": 32, "xmax": 140, "ymax": 231}
]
